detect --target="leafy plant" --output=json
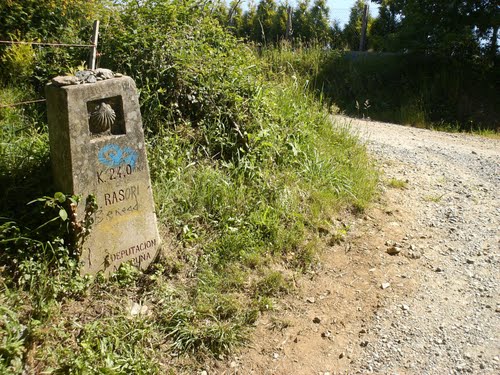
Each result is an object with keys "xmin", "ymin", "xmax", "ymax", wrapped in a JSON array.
[
  {"xmin": 0, "ymin": 296, "xmax": 25, "ymax": 375},
  {"xmin": 110, "ymin": 262, "xmax": 141, "ymax": 287},
  {"xmin": 28, "ymin": 192, "xmax": 75, "ymax": 232}
]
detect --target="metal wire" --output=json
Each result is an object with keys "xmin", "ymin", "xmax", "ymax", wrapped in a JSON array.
[
  {"xmin": 0, "ymin": 40, "xmax": 94, "ymax": 47},
  {"xmin": 0, "ymin": 99, "xmax": 46, "ymax": 108}
]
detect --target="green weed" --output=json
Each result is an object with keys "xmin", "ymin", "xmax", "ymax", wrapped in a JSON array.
[
  {"xmin": 159, "ymin": 304, "xmax": 246, "ymax": 356},
  {"xmin": 0, "ymin": 43, "xmax": 35, "ymax": 86},
  {"xmin": 424, "ymin": 194, "xmax": 444, "ymax": 203},
  {"xmin": 46, "ymin": 317, "xmax": 163, "ymax": 374},
  {"xmin": 387, "ymin": 178, "xmax": 408, "ymax": 189}
]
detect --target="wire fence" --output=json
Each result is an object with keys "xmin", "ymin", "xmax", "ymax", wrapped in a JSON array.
[
  {"xmin": 0, "ymin": 99, "xmax": 47, "ymax": 109},
  {"xmin": 0, "ymin": 21, "xmax": 99, "ymax": 109},
  {"xmin": 0, "ymin": 41, "xmax": 94, "ymax": 47}
]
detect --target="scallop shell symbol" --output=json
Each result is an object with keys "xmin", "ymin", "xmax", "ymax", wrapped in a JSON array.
[{"xmin": 90, "ymin": 102, "xmax": 116, "ymax": 133}]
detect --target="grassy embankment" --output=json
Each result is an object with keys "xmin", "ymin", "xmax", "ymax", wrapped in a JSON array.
[{"xmin": 0, "ymin": 2, "xmax": 377, "ymax": 373}]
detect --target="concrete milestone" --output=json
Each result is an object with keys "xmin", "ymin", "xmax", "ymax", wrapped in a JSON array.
[{"xmin": 45, "ymin": 73, "xmax": 160, "ymax": 275}]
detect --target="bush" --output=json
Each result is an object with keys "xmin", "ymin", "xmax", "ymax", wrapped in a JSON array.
[
  {"xmin": 0, "ymin": 43, "xmax": 35, "ymax": 86},
  {"xmin": 100, "ymin": 0, "xmax": 264, "ymax": 161}
]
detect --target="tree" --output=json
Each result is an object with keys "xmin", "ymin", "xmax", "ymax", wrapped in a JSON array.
[
  {"xmin": 241, "ymin": 2, "xmax": 257, "ymax": 41},
  {"xmin": 293, "ymin": 0, "xmax": 312, "ymax": 42},
  {"xmin": 272, "ymin": 3, "xmax": 289, "ymax": 43},
  {"xmin": 329, "ymin": 20, "xmax": 345, "ymax": 50},
  {"xmin": 308, "ymin": 0, "xmax": 331, "ymax": 43},
  {"xmin": 228, "ymin": 0, "xmax": 244, "ymax": 37},
  {"xmin": 370, "ymin": 0, "xmax": 400, "ymax": 51},
  {"xmin": 370, "ymin": 0, "xmax": 499, "ymax": 62},
  {"xmin": 210, "ymin": 0, "xmax": 229, "ymax": 28},
  {"xmin": 253, "ymin": 0, "xmax": 278, "ymax": 44}
]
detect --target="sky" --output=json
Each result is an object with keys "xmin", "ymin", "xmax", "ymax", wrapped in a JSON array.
[
  {"xmin": 326, "ymin": 0, "xmax": 379, "ymax": 26},
  {"xmin": 241, "ymin": 1, "xmax": 380, "ymax": 27},
  {"xmin": 238, "ymin": 1, "xmax": 380, "ymax": 28}
]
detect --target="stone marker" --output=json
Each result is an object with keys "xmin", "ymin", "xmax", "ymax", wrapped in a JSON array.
[{"xmin": 45, "ymin": 74, "xmax": 160, "ymax": 275}]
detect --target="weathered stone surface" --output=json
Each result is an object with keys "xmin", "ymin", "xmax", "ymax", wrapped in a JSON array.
[
  {"xmin": 386, "ymin": 245, "xmax": 401, "ymax": 255},
  {"xmin": 51, "ymin": 75, "xmax": 79, "ymax": 86},
  {"xmin": 95, "ymin": 68, "xmax": 114, "ymax": 80},
  {"xmin": 45, "ymin": 76, "xmax": 160, "ymax": 275}
]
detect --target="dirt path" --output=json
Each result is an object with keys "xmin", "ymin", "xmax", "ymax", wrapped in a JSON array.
[{"xmin": 216, "ymin": 118, "xmax": 499, "ymax": 374}]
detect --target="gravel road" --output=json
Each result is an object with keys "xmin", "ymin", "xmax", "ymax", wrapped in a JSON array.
[
  {"xmin": 348, "ymin": 118, "xmax": 500, "ymax": 374},
  {"xmin": 217, "ymin": 118, "xmax": 499, "ymax": 375}
]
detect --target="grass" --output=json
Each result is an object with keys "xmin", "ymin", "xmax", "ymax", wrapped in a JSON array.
[
  {"xmin": 387, "ymin": 178, "xmax": 408, "ymax": 189},
  {"xmin": 428, "ymin": 121, "xmax": 500, "ymax": 139},
  {"xmin": 424, "ymin": 194, "xmax": 444, "ymax": 203},
  {"xmin": 475, "ymin": 129, "xmax": 500, "ymax": 140}
]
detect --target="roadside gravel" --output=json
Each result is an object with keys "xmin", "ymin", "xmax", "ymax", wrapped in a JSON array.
[{"xmin": 348, "ymin": 118, "xmax": 500, "ymax": 374}]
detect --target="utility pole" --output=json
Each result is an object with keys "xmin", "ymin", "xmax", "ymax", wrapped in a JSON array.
[
  {"xmin": 286, "ymin": 6, "xmax": 293, "ymax": 40},
  {"xmin": 359, "ymin": 3, "xmax": 368, "ymax": 51}
]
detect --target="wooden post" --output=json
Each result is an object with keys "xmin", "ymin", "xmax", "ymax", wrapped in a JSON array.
[
  {"xmin": 359, "ymin": 4, "xmax": 368, "ymax": 51},
  {"xmin": 89, "ymin": 20, "xmax": 100, "ymax": 70},
  {"xmin": 286, "ymin": 6, "xmax": 293, "ymax": 40},
  {"xmin": 258, "ymin": 18, "xmax": 266, "ymax": 47}
]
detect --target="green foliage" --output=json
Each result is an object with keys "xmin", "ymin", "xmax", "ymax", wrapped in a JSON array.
[
  {"xmin": 207, "ymin": 0, "xmax": 340, "ymax": 47},
  {"xmin": 0, "ymin": 0, "xmax": 111, "ymax": 90},
  {"xmin": 343, "ymin": 0, "xmax": 373, "ymax": 51},
  {"xmin": 370, "ymin": 0, "xmax": 499, "ymax": 63},
  {"xmin": 100, "ymin": 1, "xmax": 263, "ymax": 161},
  {"xmin": 160, "ymin": 305, "xmax": 246, "ymax": 355},
  {"xmin": 1, "ymin": 90, "xmax": 47, "ymax": 211},
  {"xmin": 0, "ymin": 43, "xmax": 35, "ymax": 86},
  {"xmin": 110, "ymin": 262, "xmax": 141, "ymax": 287},
  {"xmin": 0, "ymin": 0, "xmax": 100, "ymax": 41},
  {"xmin": 0, "ymin": 192, "xmax": 92, "ymax": 309},
  {"xmin": 0, "ymin": 116, "xmax": 93, "ymax": 320},
  {"xmin": 369, "ymin": 0, "xmax": 400, "ymax": 51},
  {"xmin": 262, "ymin": 41, "xmax": 498, "ymax": 130}
]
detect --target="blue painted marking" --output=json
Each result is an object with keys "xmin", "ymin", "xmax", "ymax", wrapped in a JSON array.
[
  {"xmin": 98, "ymin": 144, "xmax": 138, "ymax": 168},
  {"xmin": 122, "ymin": 146, "xmax": 138, "ymax": 168}
]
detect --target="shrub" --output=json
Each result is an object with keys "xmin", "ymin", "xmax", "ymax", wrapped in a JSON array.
[{"xmin": 0, "ymin": 43, "xmax": 35, "ymax": 86}]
